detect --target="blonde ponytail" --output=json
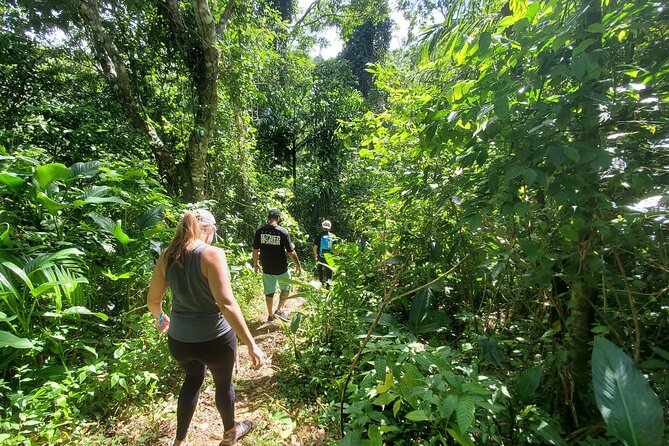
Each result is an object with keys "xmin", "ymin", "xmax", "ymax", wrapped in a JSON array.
[{"xmin": 164, "ymin": 212, "xmax": 202, "ymax": 269}]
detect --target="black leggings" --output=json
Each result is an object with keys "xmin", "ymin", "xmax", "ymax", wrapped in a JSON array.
[
  {"xmin": 317, "ymin": 258, "xmax": 333, "ymax": 284},
  {"xmin": 167, "ymin": 330, "xmax": 237, "ymax": 440}
]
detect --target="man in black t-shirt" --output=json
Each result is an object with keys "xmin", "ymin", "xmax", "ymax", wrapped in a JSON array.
[{"xmin": 252, "ymin": 209, "xmax": 302, "ymax": 322}]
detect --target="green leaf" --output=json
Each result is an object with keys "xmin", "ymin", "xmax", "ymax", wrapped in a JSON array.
[
  {"xmin": 406, "ymin": 409, "xmax": 429, "ymax": 421},
  {"xmin": 113, "ymin": 221, "xmax": 134, "ymax": 246},
  {"xmin": 73, "ymin": 196, "xmax": 127, "ymax": 207},
  {"xmin": 33, "ymin": 163, "xmax": 71, "ymax": 189},
  {"xmin": 510, "ymin": 0, "xmax": 527, "ymax": 18},
  {"xmin": 447, "ymin": 426, "xmax": 475, "ymax": 446},
  {"xmin": 63, "ymin": 306, "xmax": 109, "ymax": 321},
  {"xmin": 572, "ymin": 38, "xmax": 595, "ymax": 57},
  {"xmin": 409, "ymin": 288, "xmax": 431, "ymax": 326},
  {"xmin": 505, "ymin": 164, "xmax": 524, "ymax": 180},
  {"xmin": 372, "ymin": 392, "xmax": 397, "ymax": 406},
  {"xmin": 513, "ymin": 202, "xmax": 527, "ymax": 216},
  {"xmin": 376, "ymin": 372, "xmax": 394, "ymax": 393},
  {"xmin": 515, "ymin": 366, "xmax": 543, "ymax": 402},
  {"xmin": 88, "ymin": 212, "xmax": 116, "ymax": 233},
  {"xmin": 440, "ymin": 394, "xmax": 458, "ymax": 419},
  {"xmin": 572, "ymin": 55, "xmax": 587, "ymax": 80},
  {"xmin": 564, "ymin": 146, "xmax": 580, "ymax": 162},
  {"xmin": 31, "ymin": 278, "xmax": 89, "ymax": 297},
  {"xmin": 0, "ymin": 223, "xmax": 12, "ymax": 248},
  {"xmin": 522, "ymin": 168, "xmax": 537, "ymax": 185},
  {"xmin": 560, "ymin": 224, "xmax": 579, "ymax": 242},
  {"xmin": 393, "ymin": 399, "xmax": 401, "ymax": 417},
  {"xmin": 73, "ymin": 186, "xmax": 127, "ymax": 207},
  {"xmin": 383, "ymin": 256, "xmax": 406, "ymax": 265},
  {"xmin": 135, "ymin": 204, "xmax": 166, "ymax": 230},
  {"xmin": 368, "ymin": 425, "xmax": 381, "ymax": 446},
  {"xmin": 497, "ymin": 15, "xmax": 519, "ymax": 30},
  {"xmin": 69, "ymin": 160, "xmax": 103, "ymax": 178},
  {"xmin": 592, "ymin": 337, "xmax": 665, "ymax": 446},
  {"xmin": 587, "ymin": 23, "xmax": 605, "ymax": 33},
  {"xmin": 0, "ymin": 330, "xmax": 34, "ymax": 349},
  {"xmin": 0, "ymin": 311, "xmax": 16, "ymax": 323},
  {"xmin": 290, "ymin": 311, "xmax": 302, "ymax": 334},
  {"xmin": 36, "ymin": 191, "xmax": 68, "ymax": 214},
  {"xmin": 535, "ymin": 420, "xmax": 568, "ymax": 445},
  {"xmin": 456, "ymin": 396, "xmax": 476, "ymax": 431},
  {"xmin": 477, "ymin": 32, "xmax": 491, "ymax": 55},
  {"xmin": 494, "ymin": 95, "xmax": 509, "ymax": 117},
  {"xmin": 0, "ymin": 172, "xmax": 26, "ymax": 191},
  {"xmin": 466, "ymin": 214, "xmax": 482, "ymax": 232}
]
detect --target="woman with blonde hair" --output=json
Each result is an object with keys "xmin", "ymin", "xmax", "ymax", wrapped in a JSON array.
[{"xmin": 147, "ymin": 209, "xmax": 265, "ymax": 445}]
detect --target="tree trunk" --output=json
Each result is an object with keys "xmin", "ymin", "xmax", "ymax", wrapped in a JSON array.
[
  {"xmin": 164, "ymin": 0, "xmax": 222, "ymax": 201},
  {"xmin": 77, "ymin": 0, "xmax": 179, "ymax": 194},
  {"xmin": 187, "ymin": 0, "xmax": 221, "ymax": 201},
  {"xmin": 565, "ymin": 0, "xmax": 603, "ymax": 425}
]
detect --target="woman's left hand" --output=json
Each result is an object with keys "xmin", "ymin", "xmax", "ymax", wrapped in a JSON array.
[{"xmin": 156, "ymin": 313, "xmax": 171, "ymax": 333}]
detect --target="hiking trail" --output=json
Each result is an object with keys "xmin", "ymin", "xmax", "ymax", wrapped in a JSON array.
[{"xmin": 115, "ymin": 296, "xmax": 328, "ymax": 445}]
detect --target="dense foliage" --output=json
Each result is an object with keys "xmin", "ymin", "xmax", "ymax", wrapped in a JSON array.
[{"xmin": 0, "ymin": 0, "xmax": 667, "ymax": 445}]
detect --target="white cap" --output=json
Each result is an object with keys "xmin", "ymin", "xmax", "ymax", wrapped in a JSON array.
[
  {"xmin": 194, "ymin": 209, "xmax": 216, "ymax": 226},
  {"xmin": 322, "ymin": 220, "xmax": 332, "ymax": 230}
]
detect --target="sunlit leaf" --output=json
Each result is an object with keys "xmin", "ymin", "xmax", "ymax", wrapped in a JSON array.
[
  {"xmin": 63, "ymin": 306, "xmax": 109, "ymax": 321},
  {"xmin": 0, "ymin": 330, "xmax": 34, "ymax": 349},
  {"xmin": 33, "ymin": 163, "xmax": 71, "ymax": 189},
  {"xmin": 36, "ymin": 191, "xmax": 68, "ymax": 214},
  {"xmin": 0, "ymin": 172, "xmax": 26, "ymax": 192}
]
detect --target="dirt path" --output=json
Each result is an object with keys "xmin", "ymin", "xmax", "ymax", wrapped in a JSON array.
[{"xmin": 144, "ymin": 297, "xmax": 328, "ymax": 446}]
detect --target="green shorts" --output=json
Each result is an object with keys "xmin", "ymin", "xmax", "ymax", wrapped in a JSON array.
[{"xmin": 262, "ymin": 271, "xmax": 292, "ymax": 296}]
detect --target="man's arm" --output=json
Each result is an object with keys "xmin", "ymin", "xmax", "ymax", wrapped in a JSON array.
[
  {"xmin": 288, "ymin": 250, "xmax": 302, "ymax": 276},
  {"xmin": 252, "ymin": 248, "xmax": 261, "ymax": 274}
]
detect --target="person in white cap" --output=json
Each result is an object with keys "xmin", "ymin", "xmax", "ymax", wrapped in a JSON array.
[
  {"xmin": 313, "ymin": 219, "xmax": 337, "ymax": 288},
  {"xmin": 147, "ymin": 209, "xmax": 265, "ymax": 446}
]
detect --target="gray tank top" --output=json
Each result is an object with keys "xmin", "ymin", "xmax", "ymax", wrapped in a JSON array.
[{"xmin": 166, "ymin": 240, "xmax": 232, "ymax": 342}]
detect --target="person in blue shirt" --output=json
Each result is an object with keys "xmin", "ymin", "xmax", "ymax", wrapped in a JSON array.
[{"xmin": 313, "ymin": 219, "xmax": 336, "ymax": 289}]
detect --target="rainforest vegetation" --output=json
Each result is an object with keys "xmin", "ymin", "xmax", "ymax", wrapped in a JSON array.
[{"xmin": 0, "ymin": 0, "xmax": 667, "ymax": 444}]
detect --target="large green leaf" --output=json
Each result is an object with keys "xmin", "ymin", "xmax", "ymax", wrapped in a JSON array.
[
  {"xmin": 36, "ymin": 191, "xmax": 68, "ymax": 214},
  {"xmin": 88, "ymin": 212, "xmax": 116, "ymax": 233},
  {"xmin": 73, "ymin": 186, "xmax": 127, "ymax": 207},
  {"xmin": 408, "ymin": 288, "xmax": 431, "ymax": 326},
  {"xmin": 113, "ymin": 221, "xmax": 134, "ymax": 246},
  {"xmin": 447, "ymin": 425, "xmax": 475, "ymax": 446},
  {"xmin": 25, "ymin": 248, "xmax": 84, "ymax": 276},
  {"xmin": 592, "ymin": 337, "xmax": 665, "ymax": 446},
  {"xmin": 456, "ymin": 396, "xmax": 476, "ymax": 432},
  {"xmin": 69, "ymin": 161, "xmax": 103, "ymax": 178},
  {"xmin": 0, "ymin": 172, "xmax": 26, "ymax": 192},
  {"xmin": 135, "ymin": 204, "xmax": 166, "ymax": 230},
  {"xmin": 0, "ymin": 223, "xmax": 12, "ymax": 248},
  {"xmin": 33, "ymin": 163, "xmax": 71, "ymax": 189},
  {"xmin": 73, "ymin": 196, "xmax": 126, "ymax": 207},
  {"xmin": 62, "ymin": 306, "xmax": 108, "ymax": 321},
  {"xmin": 0, "ymin": 330, "xmax": 34, "ymax": 349}
]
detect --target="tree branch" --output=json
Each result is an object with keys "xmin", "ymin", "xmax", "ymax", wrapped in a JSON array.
[
  {"xmin": 215, "ymin": 0, "xmax": 236, "ymax": 37},
  {"xmin": 292, "ymin": 0, "xmax": 320, "ymax": 29}
]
